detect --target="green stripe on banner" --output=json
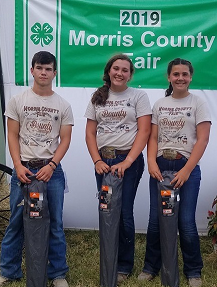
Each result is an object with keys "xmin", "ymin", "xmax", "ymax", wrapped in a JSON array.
[
  {"xmin": 25, "ymin": 0, "xmax": 29, "ymax": 86},
  {"xmin": 15, "ymin": 0, "xmax": 217, "ymax": 89},
  {"xmin": 56, "ymin": 0, "xmax": 60, "ymax": 87},
  {"xmin": 15, "ymin": 0, "xmax": 24, "ymax": 86}
]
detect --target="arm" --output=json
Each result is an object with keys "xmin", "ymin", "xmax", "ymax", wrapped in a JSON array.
[
  {"xmin": 111, "ymin": 115, "xmax": 151, "ymax": 178},
  {"xmin": 7, "ymin": 118, "xmax": 33, "ymax": 183},
  {"xmin": 147, "ymin": 123, "xmax": 164, "ymax": 182},
  {"xmin": 85, "ymin": 119, "xmax": 110, "ymax": 174},
  {"xmin": 171, "ymin": 121, "xmax": 211, "ymax": 188},
  {"xmin": 36, "ymin": 124, "xmax": 72, "ymax": 182}
]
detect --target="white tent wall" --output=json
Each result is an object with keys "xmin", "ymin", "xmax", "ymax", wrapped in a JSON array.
[{"xmin": 0, "ymin": 0, "xmax": 216, "ymax": 233}]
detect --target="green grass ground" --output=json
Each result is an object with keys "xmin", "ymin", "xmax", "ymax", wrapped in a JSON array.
[{"xmin": 2, "ymin": 230, "xmax": 217, "ymax": 287}]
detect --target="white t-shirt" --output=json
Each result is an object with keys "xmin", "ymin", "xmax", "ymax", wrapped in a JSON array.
[
  {"xmin": 84, "ymin": 87, "xmax": 152, "ymax": 150},
  {"xmin": 152, "ymin": 93, "xmax": 211, "ymax": 159},
  {"xmin": 5, "ymin": 89, "xmax": 74, "ymax": 161}
]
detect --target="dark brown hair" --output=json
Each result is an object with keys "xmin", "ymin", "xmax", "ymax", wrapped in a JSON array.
[
  {"xmin": 91, "ymin": 54, "xmax": 134, "ymax": 105},
  {"xmin": 165, "ymin": 58, "xmax": 194, "ymax": 97},
  {"xmin": 32, "ymin": 51, "xmax": 57, "ymax": 71}
]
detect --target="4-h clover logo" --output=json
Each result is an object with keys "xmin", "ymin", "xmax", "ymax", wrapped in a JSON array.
[{"xmin": 30, "ymin": 22, "xmax": 53, "ymax": 46}]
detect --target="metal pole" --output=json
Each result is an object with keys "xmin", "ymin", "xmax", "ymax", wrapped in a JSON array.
[{"xmin": 0, "ymin": 51, "xmax": 5, "ymax": 138}]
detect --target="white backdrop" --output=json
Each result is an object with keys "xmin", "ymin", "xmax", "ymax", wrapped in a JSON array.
[{"xmin": 0, "ymin": 0, "xmax": 216, "ymax": 233}]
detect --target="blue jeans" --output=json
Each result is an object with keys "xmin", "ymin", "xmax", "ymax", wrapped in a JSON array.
[
  {"xmin": 0, "ymin": 164, "xmax": 69, "ymax": 280},
  {"xmin": 143, "ymin": 156, "xmax": 203, "ymax": 278},
  {"xmin": 96, "ymin": 153, "xmax": 144, "ymax": 274}
]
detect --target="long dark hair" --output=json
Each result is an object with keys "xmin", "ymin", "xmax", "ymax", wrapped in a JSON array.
[
  {"xmin": 165, "ymin": 58, "xmax": 194, "ymax": 97},
  {"xmin": 91, "ymin": 54, "xmax": 134, "ymax": 106}
]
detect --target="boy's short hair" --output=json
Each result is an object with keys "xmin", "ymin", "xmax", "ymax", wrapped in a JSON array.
[{"xmin": 32, "ymin": 51, "xmax": 57, "ymax": 71}]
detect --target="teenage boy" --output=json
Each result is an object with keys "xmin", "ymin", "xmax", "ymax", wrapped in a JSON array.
[{"xmin": 0, "ymin": 51, "xmax": 73, "ymax": 287}]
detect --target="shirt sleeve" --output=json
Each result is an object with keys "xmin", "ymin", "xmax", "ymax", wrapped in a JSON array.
[
  {"xmin": 151, "ymin": 101, "xmax": 159, "ymax": 125},
  {"xmin": 62, "ymin": 105, "xmax": 74, "ymax": 126},
  {"xmin": 4, "ymin": 97, "xmax": 19, "ymax": 122},
  {"xmin": 195, "ymin": 97, "xmax": 212, "ymax": 125},
  {"xmin": 135, "ymin": 90, "xmax": 152, "ymax": 118},
  {"xmin": 84, "ymin": 100, "xmax": 96, "ymax": 120}
]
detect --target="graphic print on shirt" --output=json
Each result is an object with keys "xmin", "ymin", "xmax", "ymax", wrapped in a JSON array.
[
  {"xmin": 158, "ymin": 105, "xmax": 193, "ymax": 145},
  {"xmin": 22, "ymin": 105, "xmax": 59, "ymax": 147},
  {"xmin": 96, "ymin": 98, "xmax": 131, "ymax": 134}
]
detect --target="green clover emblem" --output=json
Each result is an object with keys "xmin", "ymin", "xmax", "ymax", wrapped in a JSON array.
[{"xmin": 30, "ymin": 22, "xmax": 53, "ymax": 47}]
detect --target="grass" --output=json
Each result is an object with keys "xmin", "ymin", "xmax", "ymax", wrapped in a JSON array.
[
  {"xmin": 1, "ymin": 230, "xmax": 217, "ymax": 287},
  {"xmin": 1, "ymin": 172, "xmax": 217, "ymax": 286}
]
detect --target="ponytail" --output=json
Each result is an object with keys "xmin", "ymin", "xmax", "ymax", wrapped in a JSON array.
[
  {"xmin": 91, "ymin": 83, "xmax": 110, "ymax": 106},
  {"xmin": 165, "ymin": 82, "xmax": 173, "ymax": 97}
]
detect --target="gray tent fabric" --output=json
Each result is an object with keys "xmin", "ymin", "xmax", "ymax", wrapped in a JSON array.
[
  {"xmin": 22, "ymin": 175, "xmax": 50, "ymax": 287},
  {"xmin": 98, "ymin": 172, "xmax": 123, "ymax": 287},
  {"xmin": 157, "ymin": 171, "xmax": 180, "ymax": 287}
]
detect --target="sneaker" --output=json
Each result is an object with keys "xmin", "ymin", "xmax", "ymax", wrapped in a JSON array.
[
  {"xmin": 137, "ymin": 272, "xmax": 155, "ymax": 281},
  {"xmin": 0, "ymin": 276, "xmax": 9, "ymax": 285},
  {"xmin": 188, "ymin": 278, "xmax": 202, "ymax": 287},
  {"xmin": 117, "ymin": 273, "xmax": 128, "ymax": 284},
  {"xmin": 51, "ymin": 278, "xmax": 69, "ymax": 287}
]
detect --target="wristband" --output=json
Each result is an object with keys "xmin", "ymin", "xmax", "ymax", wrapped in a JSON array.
[
  {"xmin": 50, "ymin": 160, "xmax": 58, "ymax": 168},
  {"xmin": 94, "ymin": 159, "xmax": 102, "ymax": 165},
  {"xmin": 48, "ymin": 163, "xmax": 55, "ymax": 171}
]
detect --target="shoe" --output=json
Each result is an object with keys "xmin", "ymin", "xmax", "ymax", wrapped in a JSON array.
[
  {"xmin": 51, "ymin": 278, "xmax": 69, "ymax": 287},
  {"xmin": 188, "ymin": 278, "xmax": 202, "ymax": 287},
  {"xmin": 137, "ymin": 272, "xmax": 155, "ymax": 281},
  {"xmin": 117, "ymin": 273, "xmax": 128, "ymax": 284},
  {"xmin": 0, "ymin": 275, "xmax": 9, "ymax": 285}
]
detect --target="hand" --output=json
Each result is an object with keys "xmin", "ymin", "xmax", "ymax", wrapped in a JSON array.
[
  {"xmin": 15, "ymin": 164, "xmax": 34, "ymax": 183},
  {"xmin": 148, "ymin": 162, "xmax": 164, "ymax": 182},
  {"xmin": 95, "ymin": 161, "xmax": 110, "ymax": 175},
  {"xmin": 110, "ymin": 159, "xmax": 132, "ymax": 178},
  {"xmin": 36, "ymin": 164, "xmax": 54, "ymax": 182},
  {"xmin": 170, "ymin": 167, "xmax": 191, "ymax": 188}
]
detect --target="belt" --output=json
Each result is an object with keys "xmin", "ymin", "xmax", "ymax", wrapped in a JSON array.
[
  {"xmin": 162, "ymin": 149, "xmax": 183, "ymax": 160},
  {"xmin": 21, "ymin": 158, "xmax": 52, "ymax": 169},
  {"xmin": 100, "ymin": 146, "xmax": 130, "ymax": 159}
]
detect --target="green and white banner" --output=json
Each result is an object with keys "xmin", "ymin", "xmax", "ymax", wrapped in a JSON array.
[{"xmin": 15, "ymin": 0, "xmax": 217, "ymax": 89}]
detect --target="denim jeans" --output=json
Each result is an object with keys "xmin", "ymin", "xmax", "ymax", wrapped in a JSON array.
[
  {"xmin": 0, "ymin": 164, "xmax": 69, "ymax": 280},
  {"xmin": 143, "ymin": 156, "xmax": 203, "ymax": 278},
  {"xmin": 95, "ymin": 153, "xmax": 144, "ymax": 274}
]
